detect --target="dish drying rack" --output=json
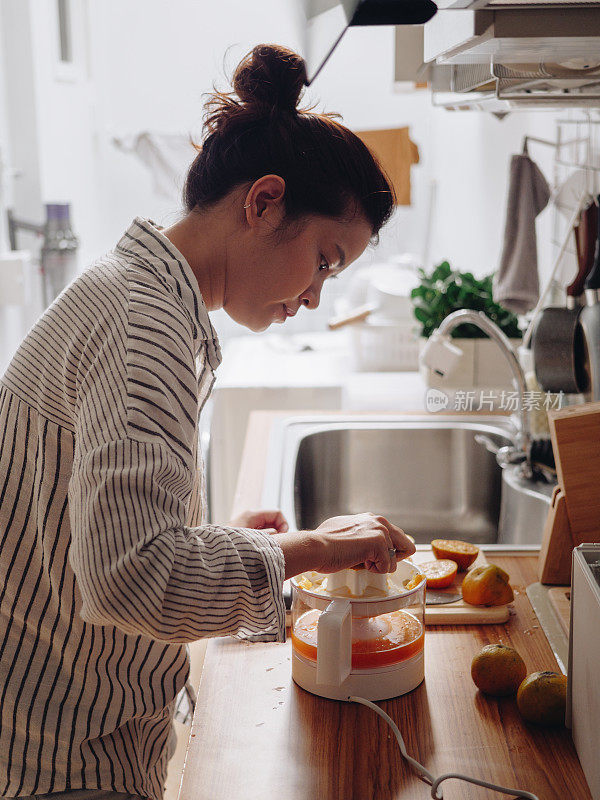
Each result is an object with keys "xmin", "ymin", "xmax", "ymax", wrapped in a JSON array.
[
  {"xmin": 523, "ymin": 113, "xmax": 600, "ymax": 348},
  {"xmin": 493, "ymin": 63, "xmax": 600, "ymax": 104},
  {"xmin": 435, "ymin": 60, "xmax": 600, "ymax": 111}
]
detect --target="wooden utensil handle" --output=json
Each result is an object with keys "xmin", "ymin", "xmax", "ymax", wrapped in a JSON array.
[
  {"xmin": 584, "ymin": 199, "xmax": 600, "ymax": 292},
  {"xmin": 568, "ymin": 220, "xmax": 593, "ymax": 297},
  {"xmin": 327, "ymin": 304, "xmax": 376, "ymax": 330}
]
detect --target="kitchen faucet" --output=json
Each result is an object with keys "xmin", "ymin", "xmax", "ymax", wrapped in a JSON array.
[{"xmin": 420, "ymin": 309, "xmax": 533, "ymax": 478}]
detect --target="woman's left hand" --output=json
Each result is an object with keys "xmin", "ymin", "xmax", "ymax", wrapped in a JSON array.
[{"xmin": 229, "ymin": 509, "xmax": 289, "ymax": 533}]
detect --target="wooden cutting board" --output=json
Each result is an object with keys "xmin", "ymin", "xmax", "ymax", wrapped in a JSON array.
[
  {"xmin": 409, "ymin": 548, "xmax": 511, "ymax": 625},
  {"xmin": 548, "ymin": 400, "xmax": 600, "ymax": 542}
]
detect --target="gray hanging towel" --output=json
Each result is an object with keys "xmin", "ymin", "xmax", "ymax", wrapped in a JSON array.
[{"xmin": 493, "ymin": 153, "xmax": 550, "ymax": 314}]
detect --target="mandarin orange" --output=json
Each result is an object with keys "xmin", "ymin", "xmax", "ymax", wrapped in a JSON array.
[
  {"xmin": 471, "ymin": 644, "xmax": 527, "ymax": 696},
  {"xmin": 517, "ymin": 671, "xmax": 567, "ymax": 726}
]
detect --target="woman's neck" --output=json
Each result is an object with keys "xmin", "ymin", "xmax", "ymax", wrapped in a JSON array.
[{"xmin": 162, "ymin": 205, "xmax": 234, "ymax": 311}]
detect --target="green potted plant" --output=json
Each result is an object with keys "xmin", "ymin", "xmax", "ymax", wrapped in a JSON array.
[{"xmin": 411, "ymin": 261, "xmax": 522, "ymax": 389}]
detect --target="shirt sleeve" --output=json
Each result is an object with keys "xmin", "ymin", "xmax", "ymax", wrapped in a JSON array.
[
  {"xmin": 67, "ymin": 272, "xmax": 286, "ymax": 644},
  {"xmin": 68, "ymin": 436, "xmax": 286, "ymax": 643}
]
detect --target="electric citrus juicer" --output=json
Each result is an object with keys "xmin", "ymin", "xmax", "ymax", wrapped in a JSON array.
[{"xmin": 290, "ymin": 560, "xmax": 426, "ymax": 701}]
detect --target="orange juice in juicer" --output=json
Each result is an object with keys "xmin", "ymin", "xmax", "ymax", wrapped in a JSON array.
[{"xmin": 290, "ymin": 560, "xmax": 426, "ymax": 701}]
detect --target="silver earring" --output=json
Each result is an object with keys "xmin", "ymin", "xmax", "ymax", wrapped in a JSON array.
[{"xmin": 243, "ymin": 203, "xmax": 251, "ymax": 209}]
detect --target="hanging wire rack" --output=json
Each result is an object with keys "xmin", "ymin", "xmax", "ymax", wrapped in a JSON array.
[{"xmin": 522, "ymin": 111, "xmax": 600, "ymax": 346}]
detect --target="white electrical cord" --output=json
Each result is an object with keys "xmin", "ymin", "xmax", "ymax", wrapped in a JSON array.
[{"xmin": 348, "ymin": 696, "xmax": 540, "ymax": 800}]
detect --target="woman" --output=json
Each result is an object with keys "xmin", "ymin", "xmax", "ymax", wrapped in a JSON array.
[{"xmin": 0, "ymin": 44, "xmax": 414, "ymax": 800}]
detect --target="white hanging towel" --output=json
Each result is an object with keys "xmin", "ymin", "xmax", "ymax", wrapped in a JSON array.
[{"xmin": 112, "ymin": 132, "xmax": 196, "ymax": 200}]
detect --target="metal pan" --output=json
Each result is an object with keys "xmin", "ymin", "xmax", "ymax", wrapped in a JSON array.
[
  {"xmin": 577, "ymin": 198, "xmax": 600, "ymax": 401},
  {"xmin": 533, "ymin": 201, "xmax": 597, "ymax": 394}
]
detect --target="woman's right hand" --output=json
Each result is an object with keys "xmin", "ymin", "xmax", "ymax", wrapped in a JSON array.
[{"xmin": 272, "ymin": 513, "xmax": 416, "ymax": 580}]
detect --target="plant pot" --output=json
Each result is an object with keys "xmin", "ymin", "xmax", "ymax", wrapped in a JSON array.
[{"xmin": 419, "ymin": 337, "xmax": 523, "ymax": 390}]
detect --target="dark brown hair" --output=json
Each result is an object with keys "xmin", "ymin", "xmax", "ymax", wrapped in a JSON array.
[{"xmin": 184, "ymin": 44, "xmax": 395, "ymax": 238}]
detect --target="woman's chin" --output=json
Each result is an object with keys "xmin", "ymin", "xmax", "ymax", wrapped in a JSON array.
[
  {"xmin": 223, "ymin": 304, "xmax": 285, "ymax": 333},
  {"xmin": 256, "ymin": 309, "xmax": 286, "ymax": 332},
  {"xmin": 262, "ymin": 318, "xmax": 285, "ymax": 332},
  {"xmin": 223, "ymin": 307, "xmax": 265, "ymax": 333}
]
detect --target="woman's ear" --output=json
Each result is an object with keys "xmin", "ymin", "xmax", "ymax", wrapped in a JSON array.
[{"xmin": 244, "ymin": 175, "xmax": 286, "ymax": 226}]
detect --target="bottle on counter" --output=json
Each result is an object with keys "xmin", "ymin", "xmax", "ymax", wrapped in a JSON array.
[{"xmin": 40, "ymin": 203, "xmax": 79, "ymax": 307}]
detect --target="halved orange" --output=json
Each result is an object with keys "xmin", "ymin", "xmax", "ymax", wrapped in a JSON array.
[
  {"xmin": 431, "ymin": 539, "xmax": 479, "ymax": 571},
  {"xmin": 419, "ymin": 559, "xmax": 458, "ymax": 589}
]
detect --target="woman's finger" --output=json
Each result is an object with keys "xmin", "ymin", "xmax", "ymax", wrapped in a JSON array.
[
  {"xmin": 229, "ymin": 509, "xmax": 289, "ymax": 532},
  {"xmin": 365, "ymin": 526, "xmax": 396, "ymax": 574},
  {"xmin": 258, "ymin": 509, "xmax": 288, "ymax": 532},
  {"xmin": 390, "ymin": 527, "xmax": 416, "ymax": 558},
  {"xmin": 374, "ymin": 516, "xmax": 415, "ymax": 558}
]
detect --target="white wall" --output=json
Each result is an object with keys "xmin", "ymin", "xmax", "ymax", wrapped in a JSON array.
[
  {"xmin": 85, "ymin": 0, "xmax": 304, "ymax": 263},
  {"xmin": 1, "ymin": 0, "xmax": 44, "ymax": 252},
  {"xmin": 28, "ymin": 0, "xmax": 101, "ymax": 264},
  {"xmin": 2, "ymin": 0, "xmax": 304, "ymax": 257},
  {"xmin": 0, "ymin": 1, "xmax": 45, "ymax": 373},
  {"xmin": 0, "ymin": 5, "xmax": 11, "ymax": 251}
]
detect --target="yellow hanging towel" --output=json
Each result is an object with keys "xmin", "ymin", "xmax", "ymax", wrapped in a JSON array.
[{"xmin": 356, "ymin": 127, "xmax": 420, "ymax": 206}]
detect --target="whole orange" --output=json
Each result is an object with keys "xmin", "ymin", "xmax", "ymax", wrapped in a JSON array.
[
  {"xmin": 462, "ymin": 564, "xmax": 514, "ymax": 606},
  {"xmin": 471, "ymin": 644, "xmax": 527, "ymax": 696},
  {"xmin": 517, "ymin": 671, "xmax": 567, "ymax": 726}
]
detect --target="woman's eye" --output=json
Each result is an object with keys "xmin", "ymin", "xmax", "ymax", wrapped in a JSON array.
[{"xmin": 319, "ymin": 255, "xmax": 339, "ymax": 279}]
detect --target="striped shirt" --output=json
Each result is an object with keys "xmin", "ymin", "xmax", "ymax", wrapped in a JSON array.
[{"xmin": 0, "ymin": 217, "xmax": 286, "ymax": 800}]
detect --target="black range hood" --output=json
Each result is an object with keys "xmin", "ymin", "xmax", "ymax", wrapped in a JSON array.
[
  {"xmin": 303, "ymin": 0, "xmax": 438, "ymax": 84},
  {"xmin": 350, "ymin": 0, "xmax": 437, "ymax": 25}
]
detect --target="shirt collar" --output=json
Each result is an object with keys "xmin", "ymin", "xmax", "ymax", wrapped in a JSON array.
[{"xmin": 116, "ymin": 217, "xmax": 221, "ymax": 369}]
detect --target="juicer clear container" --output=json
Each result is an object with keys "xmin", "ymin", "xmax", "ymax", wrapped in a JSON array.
[{"xmin": 290, "ymin": 560, "xmax": 426, "ymax": 701}]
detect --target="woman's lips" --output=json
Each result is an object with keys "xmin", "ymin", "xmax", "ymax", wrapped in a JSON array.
[{"xmin": 273, "ymin": 304, "xmax": 297, "ymax": 324}]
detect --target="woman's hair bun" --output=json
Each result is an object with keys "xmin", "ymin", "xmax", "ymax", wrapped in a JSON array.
[
  {"xmin": 232, "ymin": 44, "xmax": 307, "ymax": 114},
  {"xmin": 188, "ymin": 43, "xmax": 394, "ymax": 239}
]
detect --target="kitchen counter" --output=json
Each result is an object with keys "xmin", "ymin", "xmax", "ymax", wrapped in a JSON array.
[{"xmin": 179, "ymin": 412, "xmax": 591, "ymax": 800}]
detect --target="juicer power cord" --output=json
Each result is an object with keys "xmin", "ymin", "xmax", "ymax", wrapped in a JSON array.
[{"xmin": 349, "ymin": 696, "xmax": 540, "ymax": 800}]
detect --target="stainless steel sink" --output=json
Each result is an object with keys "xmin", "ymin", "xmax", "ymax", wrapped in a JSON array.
[{"xmin": 261, "ymin": 415, "xmax": 555, "ymax": 548}]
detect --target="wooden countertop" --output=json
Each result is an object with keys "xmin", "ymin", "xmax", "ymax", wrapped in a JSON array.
[{"xmin": 179, "ymin": 411, "xmax": 591, "ymax": 800}]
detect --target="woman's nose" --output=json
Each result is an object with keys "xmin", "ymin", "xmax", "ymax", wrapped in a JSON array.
[{"xmin": 300, "ymin": 283, "xmax": 322, "ymax": 310}]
